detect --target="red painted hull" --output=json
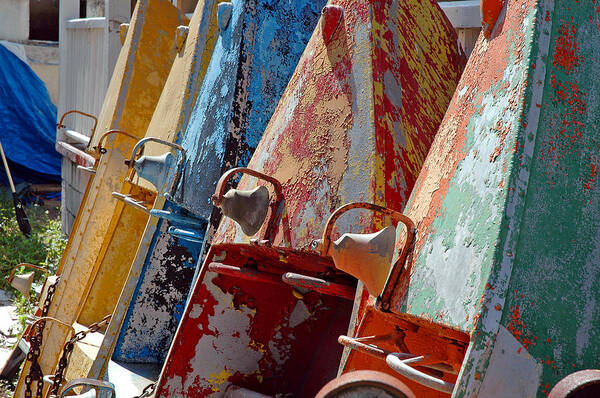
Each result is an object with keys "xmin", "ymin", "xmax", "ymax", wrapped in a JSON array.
[{"xmin": 155, "ymin": 0, "xmax": 465, "ymax": 395}]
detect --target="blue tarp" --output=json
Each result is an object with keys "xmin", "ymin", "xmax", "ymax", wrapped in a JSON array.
[{"xmin": 0, "ymin": 44, "xmax": 61, "ymax": 185}]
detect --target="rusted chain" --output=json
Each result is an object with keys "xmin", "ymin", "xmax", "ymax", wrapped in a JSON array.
[
  {"xmin": 48, "ymin": 314, "xmax": 111, "ymax": 398},
  {"xmin": 24, "ymin": 277, "xmax": 60, "ymax": 398}
]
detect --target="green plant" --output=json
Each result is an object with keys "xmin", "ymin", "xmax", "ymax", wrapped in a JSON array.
[
  {"xmin": 12, "ymin": 294, "xmax": 35, "ymax": 332},
  {"xmin": 0, "ymin": 189, "xmax": 66, "ymax": 336}
]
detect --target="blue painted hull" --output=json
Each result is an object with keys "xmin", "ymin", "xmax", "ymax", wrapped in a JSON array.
[
  {"xmin": 113, "ymin": 200, "xmax": 206, "ymax": 363},
  {"xmin": 113, "ymin": 0, "xmax": 326, "ymax": 364}
]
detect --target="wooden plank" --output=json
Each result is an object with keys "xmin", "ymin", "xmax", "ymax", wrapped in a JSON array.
[{"xmin": 110, "ymin": 0, "xmax": 326, "ymax": 377}]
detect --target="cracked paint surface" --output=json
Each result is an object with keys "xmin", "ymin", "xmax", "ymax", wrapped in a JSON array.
[
  {"xmin": 213, "ymin": 0, "xmax": 464, "ymax": 249},
  {"xmin": 157, "ymin": 0, "xmax": 465, "ymax": 396},
  {"xmin": 346, "ymin": 0, "xmax": 600, "ymax": 396},
  {"xmin": 113, "ymin": 202, "xmax": 204, "ymax": 363},
  {"xmin": 88, "ymin": 0, "xmax": 223, "ymax": 379},
  {"xmin": 112, "ymin": 0, "xmax": 325, "ymax": 367},
  {"xmin": 77, "ymin": 183, "xmax": 156, "ymax": 327},
  {"xmin": 157, "ymin": 245, "xmax": 355, "ymax": 397},
  {"xmin": 493, "ymin": 1, "xmax": 600, "ymax": 395},
  {"xmin": 178, "ymin": 0, "xmax": 326, "ymax": 220}
]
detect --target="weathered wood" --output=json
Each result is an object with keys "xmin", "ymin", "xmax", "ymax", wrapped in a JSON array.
[
  {"xmin": 344, "ymin": 0, "xmax": 600, "ymax": 396},
  {"xmin": 110, "ymin": 0, "xmax": 326, "ymax": 377},
  {"xmin": 156, "ymin": 0, "xmax": 466, "ymax": 396},
  {"xmin": 14, "ymin": 2, "xmax": 186, "ymax": 397},
  {"xmin": 85, "ymin": 0, "xmax": 224, "ymax": 382}
]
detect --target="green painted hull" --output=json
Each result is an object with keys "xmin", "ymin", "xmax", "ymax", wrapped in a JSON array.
[{"xmin": 345, "ymin": 0, "xmax": 600, "ymax": 396}]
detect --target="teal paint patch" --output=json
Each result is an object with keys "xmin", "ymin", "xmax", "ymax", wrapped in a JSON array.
[
  {"xmin": 457, "ymin": 1, "xmax": 556, "ymax": 395},
  {"xmin": 401, "ymin": 6, "xmax": 538, "ymax": 330},
  {"xmin": 383, "ymin": 0, "xmax": 563, "ymax": 396},
  {"xmin": 497, "ymin": 2, "xmax": 600, "ymax": 395}
]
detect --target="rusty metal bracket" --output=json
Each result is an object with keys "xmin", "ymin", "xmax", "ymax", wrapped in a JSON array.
[
  {"xmin": 320, "ymin": 202, "xmax": 414, "ymax": 257},
  {"xmin": 91, "ymin": 129, "xmax": 138, "ymax": 159},
  {"xmin": 319, "ymin": 202, "xmax": 415, "ymax": 309},
  {"xmin": 125, "ymin": 137, "xmax": 186, "ymax": 197},
  {"xmin": 57, "ymin": 110, "xmax": 98, "ymax": 145},
  {"xmin": 212, "ymin": 167, "xmax": 285, "ymax": 244},
  {"xmin": 6, "ymin": 264, "xmax": 49, "ymax": 285}
]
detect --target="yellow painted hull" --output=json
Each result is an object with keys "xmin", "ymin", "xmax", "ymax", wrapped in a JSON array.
[
  {"xmin": 79, "ymin": 0, "xmax": 223, "ymax": 382},
  {"xmin": 77, "ymin": 182, "xmax": 155, "ymax": 326},
  {"xmin": 50, "ymin": 0, "xmax": 222, "ymax": 388},
  {"xmin": 77, "ymin": 0, "xmax": 221, "ymax": 326},
  {"xmin": 15, "ymin": 1, "xmax": 186, "ymax": 396}
]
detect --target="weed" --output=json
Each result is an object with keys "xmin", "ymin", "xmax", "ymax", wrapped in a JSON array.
[{"xmin": 0, "ymin": 189, "xmax": 65, "ymax": 336}]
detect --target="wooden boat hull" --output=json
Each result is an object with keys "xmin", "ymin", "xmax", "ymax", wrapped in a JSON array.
[
  {"xmin": 156, "ymin": 0, "xmax": 465, "ymax": 396},
  {"xmin": 160, "ymin": 244, "xmax": 355, "ymax": 397},
  {"xmin": 342, "ymin": 0, "xmax": 600, "ymax": 397},
  {"xmin": 106, "ymin": 0, "xmax": 326, "ymax": 375},
  {"xmin": 14, "ymin": 1, "xmax": 186, "ymax": 397},
  {"xmin": 50, "ymin": 0, "xmax": 225, "ymax": 386}
]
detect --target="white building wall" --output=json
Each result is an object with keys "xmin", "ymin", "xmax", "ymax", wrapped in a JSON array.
[
  {"xmin": 24, "ymin": 43, "xmax": 59, "ymax": 105},
  {"xmin": 0, "ymin": 0, "xmax": 29, "ymax": 41}
]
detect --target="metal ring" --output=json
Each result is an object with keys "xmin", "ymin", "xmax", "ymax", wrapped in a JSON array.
[
  {"xmin": 92, "ymin": 130, "xmax": 138, "ymax": 157},
  {"xmin": 57, "ymin": 110, "xmax": 98, "ymax": 142},
  {"xmin": 6, "ymin": 263, "xmax": 49, "ymax": 283},
  {"xmin": 318, "ymin": 203, "xmax": 415, "ymax": 308}
]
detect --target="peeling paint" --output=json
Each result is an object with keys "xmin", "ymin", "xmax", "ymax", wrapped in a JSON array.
[
  {"xmin": 15, "ymin": 2, "xmax": 186, "ymax": 396},
  {"xmin": 87, "ymin": 0, "xmax": 224, "ymax": 380},
  {"xmin": 345, "ymin": 0, "xmax": 600, "ymax": 397},
  {"xmin": 111, "ymin": 0, "xmax": 324, "ymax": 373},
  {"xmin": 112, "ymin": 208, "xmax": 202, "ymax": 363},
  {"xmin": 156, "ymin": 0, "xmax": 464, "ymax": 396}
]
